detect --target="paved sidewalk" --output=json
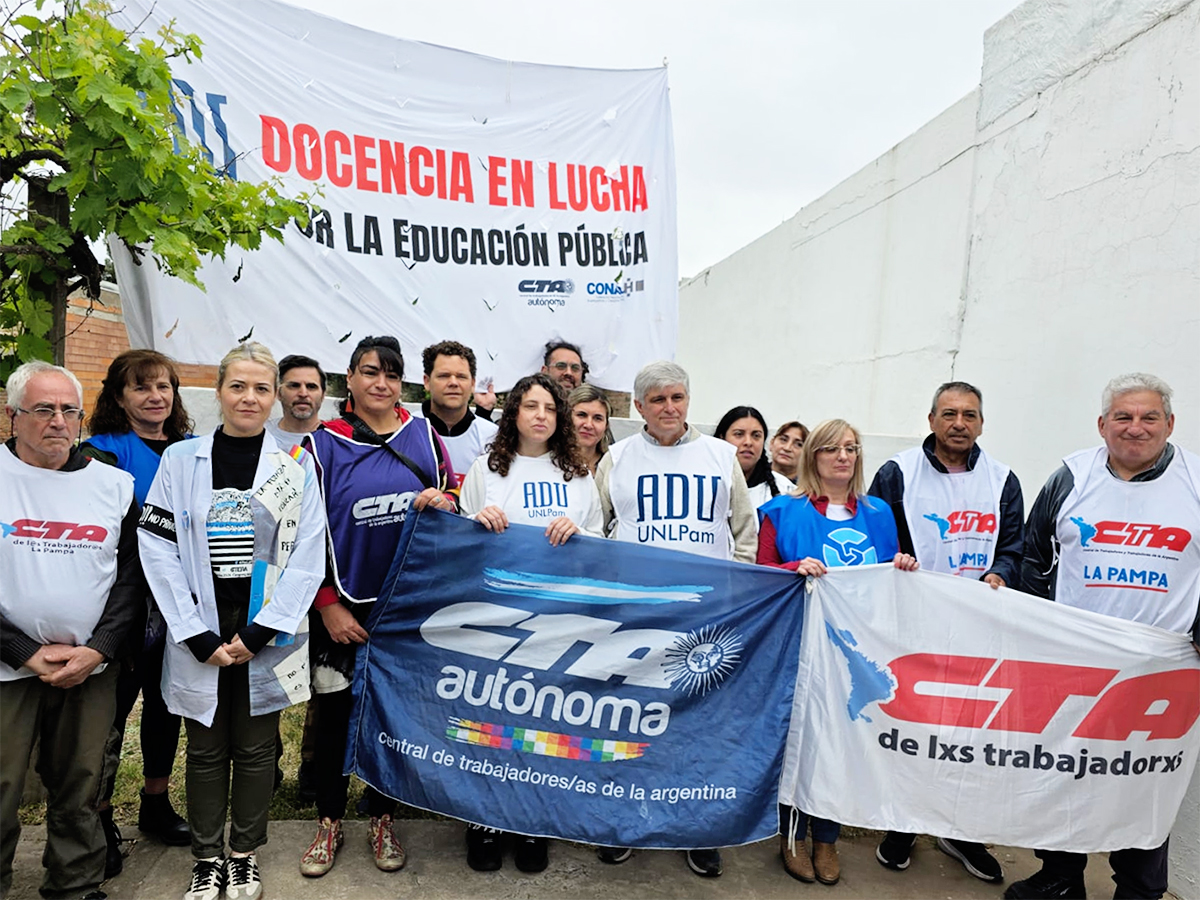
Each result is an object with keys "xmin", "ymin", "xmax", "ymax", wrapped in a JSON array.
[{"xmin": 8, "ymin": 821, "xmax": 1139, "ymax": 899}]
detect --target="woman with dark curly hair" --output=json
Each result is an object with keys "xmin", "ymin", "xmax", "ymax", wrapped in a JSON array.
[
  {"xmin": 80, "ymin": 349, "xmax": 195, "ymax": 876},
  {"xmin": 456, "ymin": 373, "xmax": 602, "ymax": 874}
]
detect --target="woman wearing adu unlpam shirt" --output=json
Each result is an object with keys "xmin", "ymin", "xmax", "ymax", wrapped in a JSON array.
[
  {"xmin": 458, "ymin": 372, "xmax": 603, "ymax": 873},
  {"xmin": 299, "ymin": 335, "xmax": 456, "ymax": 880},
  {"xmin": 756, "ymin": 418, "xmax": 918, "ymax": 888},
  {"xmin": 138, "ymin": 342, "xmax": 326, "ymax": 900}
]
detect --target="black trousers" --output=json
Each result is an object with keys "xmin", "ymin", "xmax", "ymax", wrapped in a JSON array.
[
  {"xmin": 312, "ymin": 687, "xmax": 394, "ymax": 821},
  {"xmin": 1037, "ymin": 842, "xmax": 1170, "ymax": 899},
  {"xmin": 100, "ymin": 639, "xmax": 182, "ymax": 800}
]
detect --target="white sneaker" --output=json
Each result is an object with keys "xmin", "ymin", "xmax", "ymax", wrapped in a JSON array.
[
  {"xmin": 225, "ymin": 852, "xmax": 263, "ymax": 900},
  {"xmin": 183, "ymin": 856, "xmax": 225, "ymax": 900}
]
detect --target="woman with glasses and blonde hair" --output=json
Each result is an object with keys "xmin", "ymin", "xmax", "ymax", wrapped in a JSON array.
[{"xmin": 756, "ymin": 418, "xmax": 917, "ymax": 888}]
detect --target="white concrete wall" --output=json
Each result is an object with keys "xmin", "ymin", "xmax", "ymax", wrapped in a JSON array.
[{"xmin": 677, "ymin": 0, "xmax": 1199, "ymax": 894}]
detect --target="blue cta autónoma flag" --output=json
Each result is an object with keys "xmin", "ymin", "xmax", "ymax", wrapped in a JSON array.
[{"xmin": 346, "ymin": 509, "xmax": 805, "ymax": 848}]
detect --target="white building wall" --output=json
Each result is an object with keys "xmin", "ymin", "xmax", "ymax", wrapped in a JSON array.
[{"xmin": 677, "ymin": 0, "xmax": 1199, "ymax": 894}]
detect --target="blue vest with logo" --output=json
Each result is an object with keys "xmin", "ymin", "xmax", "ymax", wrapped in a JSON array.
[
  {"xmin": 84, "ymin": 430, "xmax": 170, "ymax": 505},
  {"xmin": 759, "ymin": 493, "xmax": 899, "ymax": 568},
  {"xmin": 305, "ymin": 418, "xmax": 440, "ymax": 603}
]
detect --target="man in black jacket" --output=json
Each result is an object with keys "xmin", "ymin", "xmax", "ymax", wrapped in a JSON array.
[
  {"xmin": 868, "ymin": 380, "xmax": 1024, "ymax": 884},
  {"xmin": 1, "ymin": 361, "xmax": 143, "ymax": 900},
  {"xmin": 1005, "ymin": 373, "xmax": 1196, "ymax": 900}
]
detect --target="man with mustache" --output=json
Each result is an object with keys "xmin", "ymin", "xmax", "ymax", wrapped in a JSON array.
[
  {"xmin": 268, "ymin": 355, "xmax": 327, "ymax": 441},
  {"xmin": 868, "ymin": 380, "xmax": 1023, "ymax": 885}
]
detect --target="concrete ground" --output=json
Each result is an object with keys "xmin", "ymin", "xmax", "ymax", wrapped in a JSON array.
[{"xmin": 7, "ymin": 821, "xmax": 1143, "ymax": 900}]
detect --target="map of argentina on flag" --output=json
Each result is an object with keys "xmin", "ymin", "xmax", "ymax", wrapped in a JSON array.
[{"xmin": 347, "ymin": 509, "xmax": 806, "ymax": 849}]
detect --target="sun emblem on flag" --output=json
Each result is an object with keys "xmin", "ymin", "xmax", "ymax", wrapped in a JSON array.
[{"xmin": 663, "ymin": 624, "xmax": 744, "ymax": 696}]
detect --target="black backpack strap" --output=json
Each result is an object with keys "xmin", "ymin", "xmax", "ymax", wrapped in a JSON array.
[{"xmin": 343, "ymin": 412, "xmax": 436, "ymax": 491}]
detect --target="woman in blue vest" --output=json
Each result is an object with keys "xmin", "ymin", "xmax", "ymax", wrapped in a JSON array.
[
  {"xmin": 757, "ymin": 418, "xmax": 918, "ymax": 887},
  {"xmin": 299, "ymin": 336, "xmax": 457, "ymax": 881},
  {"xmin": 82, "ymin": 349, "xmax": 195, "ymax": 875}
]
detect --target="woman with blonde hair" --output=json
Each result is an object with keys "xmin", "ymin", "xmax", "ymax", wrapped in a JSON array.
[
  {"xmin": 756, "ymin": 418, "xmax": 917, "ymax": 887},
  {"xmin": 567, "ymin": 383, "xmax": 614, "ymax": 475},
  {"xmin": 139, "ymin": 342, "xmax": 327, "ymax": 900}
]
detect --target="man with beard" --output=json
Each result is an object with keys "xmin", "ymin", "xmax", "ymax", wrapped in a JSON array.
[{"xmin": 267, "ymin": 355, "xmax": 327, "ymax": 442}]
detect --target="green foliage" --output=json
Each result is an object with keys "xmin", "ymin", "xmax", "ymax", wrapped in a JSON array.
[{"xmin": 0, "ymin": 0, "xmax": 308, "ymax": 379}]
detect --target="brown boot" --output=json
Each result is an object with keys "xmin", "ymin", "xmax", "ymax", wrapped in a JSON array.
[
  {"xmin": 813, "ymin": 840, "xmax": 841, "ymax": 885},
  {"xmin": 780, "ymin": 834, "xmax": 815, "ymax": 882}
]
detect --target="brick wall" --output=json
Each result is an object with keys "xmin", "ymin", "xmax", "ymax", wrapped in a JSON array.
[
  {"xmin": 1, "ymin": 285, "xmax": 219, "ymax": 441},
  {"xmin": 63, "ymin": 286, "xmax": 219, "ymax": 415}
]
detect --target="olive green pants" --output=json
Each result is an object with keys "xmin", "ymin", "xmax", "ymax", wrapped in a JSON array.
[
  {"xmin": 0, "ymin": 664, "xmax": 118, "ymax": 897},
  {"xmin": 184, "ymin": 664, "xmax": 280, "ymax": 858}
]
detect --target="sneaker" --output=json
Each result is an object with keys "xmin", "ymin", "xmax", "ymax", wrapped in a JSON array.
[
  {"xmin": 138, "ymin": 789, "xmax": 191, "ymax": 846},
  {"xmin": 299, "ymin": 817, "xmax": 344, "ymax": 877},
  {"xmin": 686, "ymin": 848, "xmax": 722, "ymax": 878},
  {"xmin": 1004, "ymin": 869, "xmax": 1087, "ymax": 899},
  {"xmin": 369, "ymin": 814, "xmax": 406, "ymax": 872},
  {"xmin": 938, "ymin": 837, "xmax": 1004, "ymax": 883},
  {"xmin": 513, "ymin": 835, "xmax": 548, "ymax": 873},
  {"xmin": 780, "ymin": 834, "xmax": 815, "ymax": 883},
  {"xmin": 225, "ymin": 853, "xmax": 262, "ymax": 900},
  {"xmin": 465, "ymin": 825, "xmax": 503, "ymax": 871},
  {"xmin": 813, "ymin": 840, "xmax": 840, "ymax": 885},
  {"xmin": 876, "ymin": 831, "xmax": 917, "ymax": 871},
  {"xmin": 99, "ymin": 807, "xmax": 124, "ymax": 879},
  {"xmin": 596, "ymin": 846, "xmax": 633, "ymax": 865},
  {"xmin": 183, "ymin": 856, "xmax": 225, "ymax": 900}
]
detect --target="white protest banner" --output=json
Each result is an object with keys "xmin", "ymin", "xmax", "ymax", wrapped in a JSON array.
[
  {"xmin": 783, "ymin": 566, "xmax": 1200, "ymax": 853},
  {"xmin": 110, "ymin": 0, "xmax": 676, "ymax": 389}
]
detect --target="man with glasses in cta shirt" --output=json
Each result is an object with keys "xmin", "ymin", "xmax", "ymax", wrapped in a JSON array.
[{"xmin": 1, "ymin": 361, "xmax": 142, "ymax": 900}]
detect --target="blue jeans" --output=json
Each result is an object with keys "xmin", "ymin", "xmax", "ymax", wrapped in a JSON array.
[{"xmin": 781, "ymin": 805, "xmax": 840, "ymax": 844}]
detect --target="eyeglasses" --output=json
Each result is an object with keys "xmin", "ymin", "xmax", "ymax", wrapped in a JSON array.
[
  {"xmin": 17, "ymin": 406, "xmax": 85, "ymax": 422},
  {"xmin": 550, "ymin": 361, "xmax": 583, "ymax": 374},
  {"xmin": 815, "ymin": 444, "xmax": 861, "ymax": 456}
]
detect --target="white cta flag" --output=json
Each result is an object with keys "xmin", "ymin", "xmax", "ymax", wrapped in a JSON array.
[
  {"xmin": 110, "ymin": 0, "xmax": 677, "ymax": 390},
  {"xmin": 783, "ymin": 566, "xmax": 1200, "ymax": 853}
]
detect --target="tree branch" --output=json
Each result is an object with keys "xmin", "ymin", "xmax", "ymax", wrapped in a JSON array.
[{"xmin": 1, "ymin": 147, "xmax": 69, "ymax": 182}]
